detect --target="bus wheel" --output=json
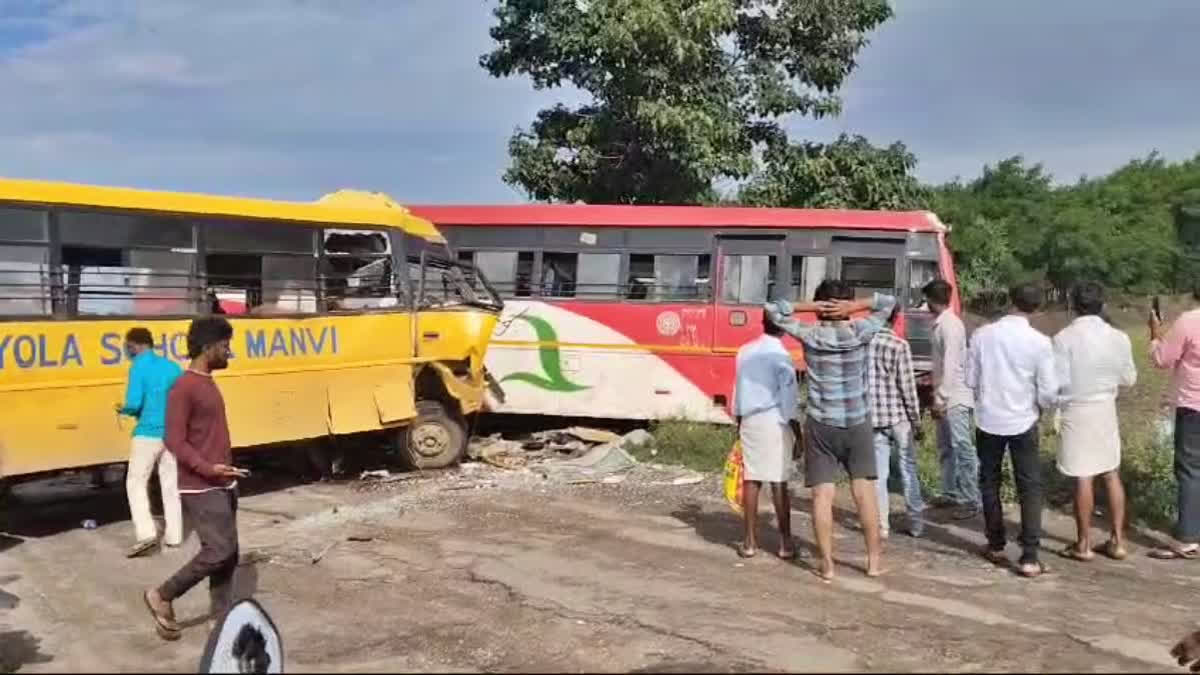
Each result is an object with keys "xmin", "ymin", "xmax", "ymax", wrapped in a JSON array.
[{"xmin": 401, "ymin": 401, "xmax": 467, "ymax": 470}]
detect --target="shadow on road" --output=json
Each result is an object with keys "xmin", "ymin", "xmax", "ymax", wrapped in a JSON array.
[
  {"xmin": 0, "ymin": 439, "xmax": 374, "ymax": 540},
  {"xmin": 0, "ymin": 630, "xmax": 52, "ymax": 673}
]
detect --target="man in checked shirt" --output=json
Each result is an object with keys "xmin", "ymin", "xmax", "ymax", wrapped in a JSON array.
[
  {"xmin": 765, "ymin": 281, "xmax": 897, "ymax": 582},
  {"xmin": 868, "ymin": 305, "xmax": 925, "ymax": 540}
]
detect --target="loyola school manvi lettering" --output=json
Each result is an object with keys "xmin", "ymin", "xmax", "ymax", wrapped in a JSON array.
[{"xmin": 0, "ymin": 325, "xmax": 339, "ymax": 370}]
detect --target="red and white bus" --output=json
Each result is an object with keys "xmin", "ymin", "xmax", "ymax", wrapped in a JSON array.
[{"xmin": 409, "ymin": 204, "xmax": 961, "ymax": 424}]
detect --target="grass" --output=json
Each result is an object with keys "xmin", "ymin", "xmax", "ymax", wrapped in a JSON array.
[
  {"xmin": 640, "ymin": 305, "xmax": 1183, "ymax": 533},
  {"xmin": 626, "ymin": 417, "xmax": 736, "ymax": 473}
]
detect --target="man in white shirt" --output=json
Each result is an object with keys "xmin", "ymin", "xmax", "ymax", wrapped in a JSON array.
[
  {"xmin": 924, "ymin": 279, "xmax": 980, "ymax": 521},
  {"xmin": 1052, "ymin": 282, "xmax": 1137, "ymax": 562},
  {"xmin": 966, "ymin": 282, "xmax": 1057, "ymax": 578}
]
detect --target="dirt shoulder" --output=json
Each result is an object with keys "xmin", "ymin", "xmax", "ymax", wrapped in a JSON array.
[{"xmin": 0, "ymin": 462, "xmax": 1193, "ymax": 673}]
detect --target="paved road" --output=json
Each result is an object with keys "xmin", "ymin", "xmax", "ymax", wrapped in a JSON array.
[{"xmin": 0, "ymin": 465, "xmax": 1193, "ymax": 672}]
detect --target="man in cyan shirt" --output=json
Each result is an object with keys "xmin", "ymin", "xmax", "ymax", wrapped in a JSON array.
[
  {"xmin": 144, "ymin": 317, "xmax": 246, "ymax": 641},
  {"xmin": 966, "ymin": 283, "xmax": 1057, "ymax": 578},
  {"xmin": 766, "ymin": 281, "xmax": 897, "ymax": 582},
  {"xmin": 1150, "ymin": 292, "xmax": 1200, "ymax": 559},
  {"xmin": 118, "ymin": 327, "xmax": 183, "ymax": 558}
]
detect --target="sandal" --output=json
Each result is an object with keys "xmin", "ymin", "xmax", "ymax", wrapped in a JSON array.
[
  {"xmin": 126, "ymin": 539, "xmax": 158, "ymax": 559},
  {"xmin": 1095, "ymin": 539, "xmax": 1128, "ymax": 561},
  {"xmin": 982, "ymin": 548, "xmax": 1008, "ymax": 566},
  {"xmin": 143, "ymin": 590, "xmax": 181, "ymax": 641},
  {"xmin": 1057, "ymin": 544, "xmax": 1094, "ymax": 562},
  {"xmin": 1149, "ymin": 545, "xmax": 1200, "ymax": 560},
  {"xmin": 736, "ymin": 543, "xmax": 758, "ymax": 559},
  {"xmin": 1018, "ymin": 560, "xmax": 1048, "ymax": 578},
  {"xmin": 778, "ymin": 536, "xmax": 797, "ymax": 561}
]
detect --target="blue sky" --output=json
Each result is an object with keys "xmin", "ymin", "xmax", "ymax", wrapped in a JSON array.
[{"xmin": 2, "ymin": 0, "xmax": 1198, "ymax": 204}]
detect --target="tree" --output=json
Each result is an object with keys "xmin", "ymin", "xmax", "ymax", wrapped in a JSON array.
[
  {"xmin": 482, "ymin": 0, "xmax": 894, "ymax": 204},
  {"xmin": 739, "ymin": 134, "xmax": 930, "ymax": 209}
]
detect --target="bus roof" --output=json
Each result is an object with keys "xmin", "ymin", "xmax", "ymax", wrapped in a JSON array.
[
  {"xmin": 0, "ymin": 178, "xmax": 445, "ymax": 242},
  {"xmin": 407, "ymin": 204, "xmax": 947, "ymax": 233}
]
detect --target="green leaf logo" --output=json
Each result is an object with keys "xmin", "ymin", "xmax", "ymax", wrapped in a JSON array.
[{"xmin": 499, "ymin": 315, "xmax": 590, "ymax": 392}]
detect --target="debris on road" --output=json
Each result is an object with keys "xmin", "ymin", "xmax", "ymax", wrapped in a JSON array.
[
  {"xmin": 621, "ymin": 428, "xmax": 653, "ymax": 448},
  {"xmin": 564, "ymin": 426, "xmax": 622, "ymax": 445},
  {"xmin": 311, "ymin": 541, "xmax": 337, "ymax": 564},
  {"xmin": 535, "ymin": 442, "xmax": 638, "ymax": 483},
  {"xmin": 657, "ymin": 472, "xmax": 704, "ymax": 486}
]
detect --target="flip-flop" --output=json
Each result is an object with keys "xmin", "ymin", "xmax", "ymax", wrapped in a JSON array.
[
  {"xmin": 1057, "ymin": 544, "xmax": 1094, "ymax": 562},
  {"xmin": 810, "ymin": 567, "xmax": 834, "ymax": 584},
  {"xmin": 778, "ymin": 537, "xmax": 797, "ymax": 561},
  {"xmin": 126, "ymin": 539, "xmax": 158, "ymax": 559},
  {"xmin": 1018, "ymin": 560, "xmax": 1048, "ymax": 578},
  {"xmin": 143, "ymin": 591, "xmax": 181, "ymax": 641},
  {"xmin": 982, "ymin": 548, "xmax": 1008, "ymax": 566},
  {"xmin": 736, "ymin": 544, "xmax": 758, "ymax": 559},
  {"xmin": 1149, "ymin": 546, "xmax": 1200, "ymax": 560},
  {"xmin": 1095, "ymin": 540, "xmax": 1128, "ymax": 561}
]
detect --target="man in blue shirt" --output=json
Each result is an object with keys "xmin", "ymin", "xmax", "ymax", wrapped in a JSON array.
[
  {"xmin": 765, "ymin": 281, "xmax": 897, "ymax": 582},
  {"xmin": 118, "ymin": 327, "xmax": 183, "ymax": 558},
  {"xmin": 733, "ymin": 312, "xmax": 799, "ymax": 560}
]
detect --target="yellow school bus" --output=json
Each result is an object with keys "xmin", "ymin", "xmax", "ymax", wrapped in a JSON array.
[{"xmin": 0, "ymin": 178, "xmax": 503, "ymax": 486}]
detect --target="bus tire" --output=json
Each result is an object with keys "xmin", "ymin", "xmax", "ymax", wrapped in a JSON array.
[{"xmin": 401, "ymin": 401, "xmax": 467, "ymax": 470}]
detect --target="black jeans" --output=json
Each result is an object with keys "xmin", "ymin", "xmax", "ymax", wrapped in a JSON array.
[
  {"xmin": 159, "ymin": 489, "xmax": 239, "ymax": 615},
  {"xmin": 1175, "ymin": 408, "xmax": 1200, "ymax": 543},
  {"xmin": 977, "ymin": 425, "xmax": 1042, "ymax": 562}
]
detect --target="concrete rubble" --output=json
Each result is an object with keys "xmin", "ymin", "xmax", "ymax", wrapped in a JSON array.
[{"xmin": 349, "ymin": 426, "xmax": 710, "ymax": 497}]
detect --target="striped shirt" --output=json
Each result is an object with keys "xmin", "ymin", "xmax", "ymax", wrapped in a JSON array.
[
  {"xmin": 765, "ymin": 293, "xmax": 897, "ymax": 428},
  {"xmin": 868, "ymin": 327, "xmax": 921, "ymax": 429}
]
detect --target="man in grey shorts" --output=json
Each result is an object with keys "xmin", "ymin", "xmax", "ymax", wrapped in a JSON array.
[{"xmin": 765, "ymin": 280, "xmax": 897, "ymax": 582}]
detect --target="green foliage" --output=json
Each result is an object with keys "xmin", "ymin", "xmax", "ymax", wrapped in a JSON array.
[
  {"xmin": 483, "ymin": 0, "xmax": 894, "ymax": 204},
  {"xmin": 627, "ymin": 417, "xmax": 736, "ymax": 472},
  {"xmin": 935, "ymin": 153, "xmax": 1200, "ymax": 300},
  {"xmin": 739, "ymin": 134, "xmax": 930, "ymax": 210}
]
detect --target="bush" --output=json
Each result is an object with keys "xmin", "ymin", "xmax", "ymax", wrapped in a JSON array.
[{"xmin": 630, "ymin": 417, "xmax": 737, "ymax": 473}]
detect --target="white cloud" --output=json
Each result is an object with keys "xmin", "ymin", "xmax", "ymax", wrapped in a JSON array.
[{"xmin": 0, "ymin": 0, "xmax": 561, "ymax": 202}]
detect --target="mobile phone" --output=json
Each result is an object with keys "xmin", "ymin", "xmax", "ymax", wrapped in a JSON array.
[{"xmin": 1152, "ymin": 296, "xmax": 1163, "ymax": 323}]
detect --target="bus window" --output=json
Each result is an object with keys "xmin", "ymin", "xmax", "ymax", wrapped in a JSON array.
[
  {"xmin": 627, "ymin": 254, "xmax": 710, "ymax": 301},
  {"xmin": 59, "ymin": 211, "xmax": 195, "ymax": 316},
  {"xmin": 206, "ymin": 220, "xmax": 317, "ymax": 315},
  {"xmin": 720, "ymin": 255, "xmax": 776, "ymax": 305},
  {"xmin": 540, "ymin": 252, "xmax": 621, "ymax": 299},
  {"xmin": 322, "ymin": 229, "xmax": 397, "ymax": 311},
  {"xmin": 0, "ymin": 207, "xmax": 51, "ymax": 316},
  {"xmin": 841, "ymin": 256, "xmax": 896, "ymax": 299},
  {"xmin": 541, "ymin": 252, "xmax": 576, "ymax": 297},
  {"xmin": 474, "ymin": 250, "xmax": 534, "ymax": 298},
  {"xmin": 791, "ymin": 255, "xmax": 827, "ymax": 302},
  {"xmin": 0, "ymin": 245, "xmax": 51, "ymax": 316},
  {"xmin": 908, "ymin": 259, "xmax": 939, "ymax": 307},
  {"xmin": 576, "ymin": 253, "xmax": 620, "ymax": 299}
]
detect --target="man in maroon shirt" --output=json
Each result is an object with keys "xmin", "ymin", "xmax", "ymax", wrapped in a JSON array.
[{"xmin": 143, "ymin": 317, "xmax": 247, "ymax": 641}]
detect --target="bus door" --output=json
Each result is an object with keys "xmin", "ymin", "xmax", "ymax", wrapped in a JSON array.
[
  {"xmin": 831, "ymin": 234, "xmax": 905, "ymax": 335},
  {"xmin": 713, "ymin": 234, "xmax": 787, "ymax": 358}
]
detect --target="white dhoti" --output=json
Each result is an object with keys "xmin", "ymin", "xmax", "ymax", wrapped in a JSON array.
[
  {"xmin": 1058, "ymin": 398, "xmax": 1121, "ymax": 478},
  {"xmin": 739, "ymin": 411, "xmax": 795, "ymax": 482}
]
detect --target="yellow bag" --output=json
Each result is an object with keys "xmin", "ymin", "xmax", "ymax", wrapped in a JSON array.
[{"xmin": 723, "ymin": 440, "xmax": 744, "ymax": 515}]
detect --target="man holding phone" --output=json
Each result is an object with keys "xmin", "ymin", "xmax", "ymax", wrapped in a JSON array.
[
  {"xmin": 144, "ymin": 317, "xmax": 247, "ymax": 641},
  {"xmin": 1150, "ymin": 292, "xmax": 1200, "ymax": 560}
]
